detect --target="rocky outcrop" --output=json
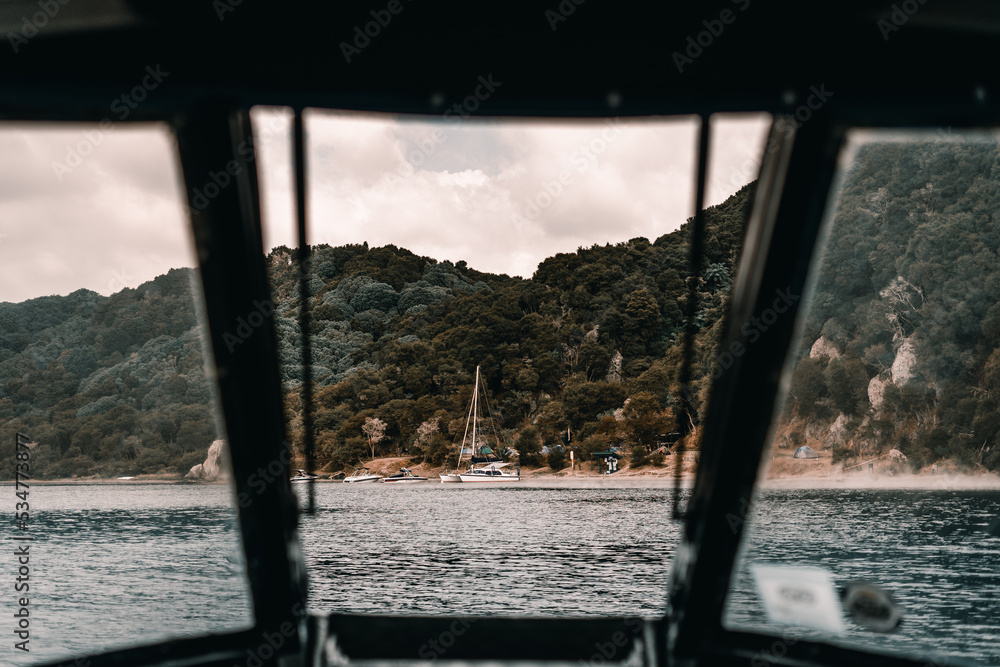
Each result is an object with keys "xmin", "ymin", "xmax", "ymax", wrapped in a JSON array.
[
  {"xmin": 868, "ymin": 376, "xmax": 887, "ymax": 409},
  {"xmin": 891, "ymin": 338, "xmax": 917, "ymax": 385},
  {"xmin": 810, "ymin": 336, "xmax": 841, "ymax": 360},
  {"xmin": 186, "ymin": 439, "xmax": 229, "ymax": 482},
  {"xmin": 829, "ymin": 413, "xmax": 849, "ymax": 444},
  {"xmin": 605, "ymin": 350, "xmax": 623, "ymax": 384}
]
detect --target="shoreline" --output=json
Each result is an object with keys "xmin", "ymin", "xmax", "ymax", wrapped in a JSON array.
[
  {"xmin": 5, "ymin": 469, "xmax": 1000, "ymax": 490},
  {"xmin": 5, "ymin": 451, "xmax": 1000, "ymax": 490}
]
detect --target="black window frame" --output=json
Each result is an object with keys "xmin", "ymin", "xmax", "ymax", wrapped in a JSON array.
[{"xmin": 21, "ymin": 88, "xmax": 1000, "ymax": 667}]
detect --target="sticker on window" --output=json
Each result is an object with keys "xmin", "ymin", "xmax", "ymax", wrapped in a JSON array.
[{"xmin": 750, "ymin": 564, "xmax": 846, "ymax": 634}]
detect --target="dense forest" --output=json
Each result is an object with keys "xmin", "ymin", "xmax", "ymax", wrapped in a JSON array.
[
  {"xmin": 780, "ymin": 138, "xmax": 1000, "ymax": 472},
  {"xmin": 4, "ymin": 137, "xmax": 1000, "ymax": 479},
  {"xmin": 0, "ymin": 182, "xmax": 751, "ymax": 478}
]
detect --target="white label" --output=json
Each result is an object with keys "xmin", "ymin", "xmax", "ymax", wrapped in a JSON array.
[{"xmin": 750, "ymin": 564, "xmax": 846, "ymax": 634}]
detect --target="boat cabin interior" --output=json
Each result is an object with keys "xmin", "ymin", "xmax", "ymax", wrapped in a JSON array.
[{"xmin": 5, "ymin": 1, "xmax": 1000, "ymax": 666}]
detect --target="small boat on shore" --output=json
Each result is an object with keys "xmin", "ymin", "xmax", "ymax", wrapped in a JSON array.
[
  {"xmin": 343, "ymin": 467, "xmax": 381, "ymax": 484},
  {"xmin": 381, "ymin": 468, "xmax": 428, "ymax": 484},
  {"xmin": 290, "ymin": 469, "xmax": 319, "ymax": 483}
]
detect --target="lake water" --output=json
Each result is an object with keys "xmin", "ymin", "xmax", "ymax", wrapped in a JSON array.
[{"xmin": 5, "ymin": 483, "xmax": 999, "ymax": 665}]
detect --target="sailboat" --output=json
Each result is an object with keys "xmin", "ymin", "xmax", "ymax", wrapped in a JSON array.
[{"xmin": 440, "ymin": 365, "xmax": 520, "ymax": 483}]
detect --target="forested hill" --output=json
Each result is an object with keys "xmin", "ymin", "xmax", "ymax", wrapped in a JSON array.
[
  {"xmin": 0, "ymin": 270, "xmax": 217, "ymax": 477},
  {"xmin": 0, "ymin": 183, "xmax": 754, "ymax": 478},
  {"xmin": 7, "ymin": 134, "xmax": 1000, "ymax": 480},
  {"xmin": 780, "ymin": 138, "xmax": 1000, "ymax": 472}
]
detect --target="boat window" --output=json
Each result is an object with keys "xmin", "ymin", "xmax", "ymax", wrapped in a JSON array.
[
  {"xmin": 249, "ymin": 108, "xmax": 769, "ymax": 617},
  {"xmin": 0, "ymin": 123, "xmax": 254, "ymax": 664},
  {"xmin": 723, "ymin": 129, "xmax": 1000, "ymax": 665}
]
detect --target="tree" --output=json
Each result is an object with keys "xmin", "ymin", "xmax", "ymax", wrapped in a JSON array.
[
  {"xmin": 515, "ymin": 426, "xmax": 542, "ymax": 467},
  {"xmin": 361, "ymin": 417, "xmax": 387, "ymax": 460},
  {"xmin": 623, "ymin": 392, "xmax": 671, "ymax": 450}
]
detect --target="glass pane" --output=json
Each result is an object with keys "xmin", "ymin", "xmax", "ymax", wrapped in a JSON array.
[
  {"xmin": 724, "ymin": 130, "xmax": 1000, "ymax": 665},
  {"xmin": 0, "ymin": 124, "xmax": 253, "ymax": 664},
  {"xmin": 250, "ymin": 108, "xmax": 770, "ymax": 617}
]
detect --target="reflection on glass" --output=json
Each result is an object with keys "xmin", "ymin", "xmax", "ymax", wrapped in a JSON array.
[
  {"xmin": 0, "ymin": 123, "xmax": 253, "ymax": 664},
  {"xmin": 725, "ymin": 131, "xmax": 1000, "ymax": 665}
]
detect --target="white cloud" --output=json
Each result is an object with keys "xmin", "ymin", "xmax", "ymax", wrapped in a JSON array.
[
  {"xmin": 0, "ymin": 123, "xmax": 192, "ymax": 304},
  {"xmin": 0, "ymin": 111, "xmax": 770, "ymax": 303}
]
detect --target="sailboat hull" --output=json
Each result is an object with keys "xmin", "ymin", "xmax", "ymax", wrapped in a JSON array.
[
  {"xmin": 439, "ymin": 474, "xmax": 463, "ymax": 483},
  {"xmin": 457, "ymin": 473, "xmax": 520, "ymax": 483}
]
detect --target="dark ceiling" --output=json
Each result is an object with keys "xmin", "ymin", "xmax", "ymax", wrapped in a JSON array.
[{"xmin": 2, "ymin": 0, "xmax": 1000, "ymax": 121}]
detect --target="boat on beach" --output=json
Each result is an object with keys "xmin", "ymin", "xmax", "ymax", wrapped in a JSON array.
[
  {"xmin": 290, "ymin": 469, "xmax": 319, "ymax": 483},
  {"xmin": 343, "ymin": 467, "xmax": 381, "ymax": 483},
  {"xmin": 381, "ymin": 468, "xmax": 428, "ymax": 484}
]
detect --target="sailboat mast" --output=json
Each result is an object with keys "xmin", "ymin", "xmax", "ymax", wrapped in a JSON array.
[{"xmin": 471, "ymin": 365, "xmax": 480, "ymax": 456}]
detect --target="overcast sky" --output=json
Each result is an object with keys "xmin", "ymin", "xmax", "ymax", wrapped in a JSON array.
[{"xmin": 0, "ymin": 112, "xmax": 768, "ymax": 304}]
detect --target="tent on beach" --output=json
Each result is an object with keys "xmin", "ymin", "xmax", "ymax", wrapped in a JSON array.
[{"xmin": 793, "ymin": 445, "xmax": 820, "ymax": 459}]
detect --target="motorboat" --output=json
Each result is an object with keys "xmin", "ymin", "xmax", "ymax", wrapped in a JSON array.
[
  {"xmin": 380, "ymin": 468, "xmax": 428, "ymax": 484},
  {"xmin": 342, "ymin": 467, "xmax": 381, "ymax": 484},
  {"xmin": 290, "ymin": 469, "xmax": 319, "ymax": 483}
]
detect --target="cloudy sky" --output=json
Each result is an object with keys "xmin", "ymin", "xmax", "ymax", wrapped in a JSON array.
[{"xmin": 0, "ymin": 111, "xmax": 768, "ymax": 304}]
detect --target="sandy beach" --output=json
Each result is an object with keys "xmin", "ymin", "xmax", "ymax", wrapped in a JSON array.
[{"xmin": 7, "ymin": 450, "xmax": 1000, "ymax": 490}]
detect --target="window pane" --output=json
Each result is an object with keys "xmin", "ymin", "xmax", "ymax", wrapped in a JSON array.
[
  {"xmin": 724, "ymin": 130, "xmax": 1000, "ymax": 665},
  {"xmin": 0, "ymin": 124, "xmax": 253, "ymax": 664},
  {"xmin": 252, "ymin": 109, "xmax": 770, "ymax": 617}
]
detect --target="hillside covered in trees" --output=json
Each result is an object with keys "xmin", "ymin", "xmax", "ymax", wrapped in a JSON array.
[
  {"xmin": 5, "ymin": 134, "xmax": 1000, "ymax": 480},
  {"xmin": 779, "ymin": 138, "xmax": 1000, "ymax": 472},
  {"xmin": 0, "ymin": 183, "xmax": 752, "ymax": 478}
]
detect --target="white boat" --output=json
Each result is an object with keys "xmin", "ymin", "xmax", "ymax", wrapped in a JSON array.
[
  {"xmin": 381, "ymin": 468, "xmax": 428, "ymax": 484},
  {"xmin": 343, "ymin": 467, "xmax": 381, "ymax": 484},
  {"xmin": 441, "ymin": 365, "xmax": 520, "ymax": 484},
  {"xmin": 457, "ymin": 461, "xmax": 520, "ymax": 483},
  {"xmin": 290, "ymin": 469, "xmax": 319, "ymax": 483}
]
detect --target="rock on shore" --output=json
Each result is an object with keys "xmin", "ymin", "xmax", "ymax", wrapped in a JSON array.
[{"xmin": 186, "ymin": 439, "xmax": 229, "ymax": 482}]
